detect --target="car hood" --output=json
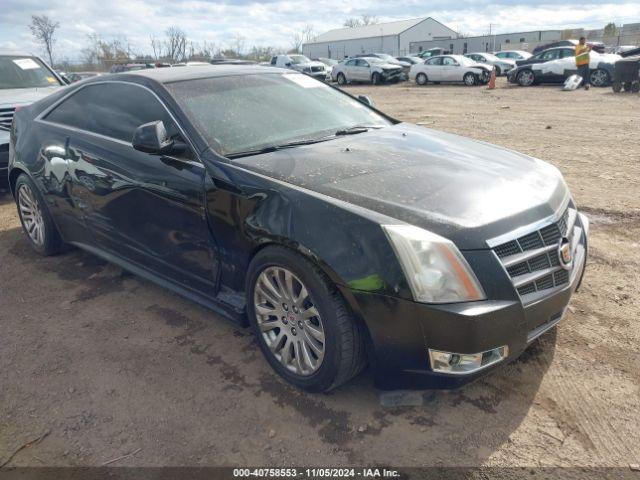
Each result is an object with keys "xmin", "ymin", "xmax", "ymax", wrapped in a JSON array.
[
  {"xmin": 233, "ymin": 124, "xmax": 568, "ymax": 250},
  {"xmin": 0, "ymin": 86, "xmax": 62, "ymax": 108},
  {"xmin": 295, "ymin": 61, "xmax": 325, "ymax": 69}
]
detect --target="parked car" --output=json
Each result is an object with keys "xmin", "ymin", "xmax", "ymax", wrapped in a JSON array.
[
  {"xmin": 409, "ymin": 55, "xmax": 492, "ymax": 86},
  {"xmin": 465, "ymin": 52, "xmax": 516, "ymax": 76},
  {"xmin": 209, "ymin": 58, "xmax": 256, "ymax": 65},
  {"xmin": 270, "ymin": 54, "xmax": 328, "ymax": 81},
  {"xmin": 315, "ymin": 57, "xmax": 339, "ymax": 78},
  {"xmin": 66, "ymin": 72, "xmax": 102, "ymax": 83},
  {"xmin": 0, "ymin": 51, "xmax": 65, "ymax": 187},
  {"xmin": 356, "ymin": 53, "xmax": 411, "ymax": 72},
  {"xmin": 416, "ymin": 47, "xmax": 449, "ymax": 58},
  {"xmin": 493, "ymin": 50, "xmax": 532, "ymax": 61},
  {"xmin": 109, "ymin": 63, "xmax": 154, "ymax": 73},
  {"xmin": 8, "ymin": 65, "xmax": 588, "ymax": 391},
  {"xmin": 508, "ymin": 47, "xmax": 619, "ymax": 87},
  {"xmin": 332, "ymin": 57, "xmax": 404, "ymax": 85},
  {"xmin": 533, "ymin": 39, "xmax": 605, "ymax": 54},
  {"xmin": 396, "ymin": 56, "xmax": 424, "ymax": 65}
]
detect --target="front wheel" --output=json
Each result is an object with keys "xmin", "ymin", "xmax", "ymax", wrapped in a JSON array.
[
  {"xmin": 246, "ymin": 246, "xmax": 367, "ymax": 392},
  {"xmin": 464, "ymin": 72, "xmax": 476, "ymax": 86},
  {"xmin": 517, "ymin": 69, "xmax": 535, "ymax": 86},
  {"xmin": 416, "ymin": 72, "xmax": 428, "ymax": 85},
  {"xmin": 590, "ymin": 68, "xmax": 610, "ymax": 87},
  {"xmin": 336, "ymin": 72, "xmax": 346, "ymax": 85},
  {"xmin": 371, "ymin": 72, "xmax": 382, "ymax": 85},
  {"xmin": 14, "ymin": 174, "xmax": 65, "ymax": 256}
]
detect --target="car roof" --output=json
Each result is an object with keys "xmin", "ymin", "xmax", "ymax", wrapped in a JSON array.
[{"xmin": 125, "ymin": 64, "xmax": 286, "ymax": 83}]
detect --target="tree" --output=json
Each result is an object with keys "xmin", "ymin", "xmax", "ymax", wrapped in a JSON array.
[
  {"xmin": 604, "ymin": 22, "xmax": 618, "ymax": 36},
  {"xmin": 290, "ymin": 31, "xmax": 303, "ymax": 53},
  {"xmin": 231, "ymin": 33, "xmax": 246, "ymax": 57},
  {"xmin": 343, "ymin": 14, "xmax": 379, "ymax": 28},
  {"xmin": 165, "ymin": 26, "xmax": 187, "ymax": 62},
  {"xmin": 150, "ymin": 35, "xmax": 162, "ymax": 60},
  {"xmin": 29, "ymin": 15, "xmax": 59, "ymax": 66}
]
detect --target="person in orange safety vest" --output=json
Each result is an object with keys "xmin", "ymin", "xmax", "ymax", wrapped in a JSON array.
[{"xmin": 575, "ymin": 37, "xmax": 591, "ymax": 90}]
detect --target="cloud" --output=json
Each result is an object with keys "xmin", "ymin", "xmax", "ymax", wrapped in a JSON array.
[{"xmin": 1, "ymin": 0, "xmax": 637, "ymax": 60}]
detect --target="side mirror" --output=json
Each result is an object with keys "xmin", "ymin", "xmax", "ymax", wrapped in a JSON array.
[
  {"xmin": 285, "ymin": 62, "xmax": 292, "ymax": 67},
  {"xmin": 132, "ymin": 121, "xmax": 173, "ymax": 154},
  {"xmin": 357, "ymin": 95, "xmax": 375, "ymax": 107}
]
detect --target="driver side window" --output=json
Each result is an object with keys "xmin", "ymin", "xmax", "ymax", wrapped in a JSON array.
[{"xmin": 46, "ymin": 83, "xmax": 194, "ymax": 160}]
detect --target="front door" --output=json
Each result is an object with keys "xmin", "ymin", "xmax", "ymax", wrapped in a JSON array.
[{"xmin": 44, "ymin": 82, "xmax": 217, "ymax": 295}]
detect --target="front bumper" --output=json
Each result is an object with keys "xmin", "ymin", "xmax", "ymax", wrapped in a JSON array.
[{"xmin": 344, "ymin": 214, "xmax": 588, "ymax": 390}]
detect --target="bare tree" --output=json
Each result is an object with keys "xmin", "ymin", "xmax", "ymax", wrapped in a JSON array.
[
  {"xmin": 165, "ymin": 26, "xmax": 187, "ymax": 62},
  {"xmin": 302, "ymin": 24, "xmax": 316, "ymax": 44},
  {"xmin": 150, "ymin": 35, "xmax": 163, "ymax": 60},
  {"xmin": 343, "ymin": 14, "xmax": 379, "ymax": 28},
  {"xmin": 360, "ymin": 14, "xmax": 379, "ymax": 26},
  {"xmin": 290, "ymin": 32, "xmax": 303, "ymax": 54},
  {"xmin": 230, "ymin": 33, "xmax": 245, "ymax": 57},
  {"xmin": 29, "ymin": 15, "xmax": 59, "ymax": 66}
]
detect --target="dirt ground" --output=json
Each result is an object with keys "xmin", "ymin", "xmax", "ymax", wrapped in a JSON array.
[{"xmin": 0, "ymin": 78, "xmax": 638, "ymax": 470}]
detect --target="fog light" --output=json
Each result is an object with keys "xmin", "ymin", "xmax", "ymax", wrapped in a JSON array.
[{"xmin": 428, "ymin": 346, "xmax": 508, "ymax": 375}]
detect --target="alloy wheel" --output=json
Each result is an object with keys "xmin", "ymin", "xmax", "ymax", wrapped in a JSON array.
[
  {"xmin": 590, "ymin": 69, "xmax": 609, "ymax": 87},
  {"xmin": 464, "ymin": 73, "xmax": 476, "ymax": 86},
  {"xmin": 17, "ymin": 184, "xmax": 45, "ymax": 247},
  {"xmin": 416, "ymin": 73, "xmax": 427, "ymax": 85},
  {"xmin": 254, "ymin": 266, "xmax": 326, "ymax": 376},
  {"xmin": 518, "ymin": 70, "xmax": 534, "ymax": 86}
]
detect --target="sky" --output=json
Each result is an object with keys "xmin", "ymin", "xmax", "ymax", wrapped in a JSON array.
[{"xmin": 0, "ymin": 0, "xmax": 638, "ymax": 61}]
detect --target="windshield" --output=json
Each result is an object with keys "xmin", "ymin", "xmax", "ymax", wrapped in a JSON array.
[
  {"xmin": 0, "ymin": 56, "xmax": 62, "ymax": 89},
  {"xmin": 289, "ymin": 55, "xmax": 311, "ymax": 64},
  {"xmin": 482, "ymin": 53, "xmax": 500, "ymax": 62},
  {"xmin": 166, "ymin": 73, "xmax": 391, "ymax": 156}
]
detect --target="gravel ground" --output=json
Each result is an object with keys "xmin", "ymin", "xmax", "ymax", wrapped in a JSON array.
[{"xmin": 0, "ymin": 78, "xmax": 638, "ymax": 470}]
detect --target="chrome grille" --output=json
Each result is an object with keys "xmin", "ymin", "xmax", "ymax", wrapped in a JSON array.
[
  {"xmin": 0, "ymin": 107, "xmax": 15, "ymax": 131},
  {"xmin": 492, "ymin": 206, "xmax": 585, "ymax": 303}
]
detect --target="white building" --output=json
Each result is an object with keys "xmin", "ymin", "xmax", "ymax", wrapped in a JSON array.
[{"xmin": 302, "ymin": 17, "xmax": 457, "ymax": 60}]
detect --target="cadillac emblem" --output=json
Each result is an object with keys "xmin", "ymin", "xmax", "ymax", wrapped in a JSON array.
[{"xmin": 558, "ymin": 237, "xmax": 573, "ymax": 270}]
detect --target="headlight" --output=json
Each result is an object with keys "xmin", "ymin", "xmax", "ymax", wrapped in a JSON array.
[{"xmin": 382, "ymin": 225, "xmax": 486, "ymax": 303}]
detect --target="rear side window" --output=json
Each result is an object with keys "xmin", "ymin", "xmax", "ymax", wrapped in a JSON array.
[
  {"xmin": 426, "ymin": 57, "xmax": 442, "ymax": 65},
  {"xmin": 45, "ymin": 83, "xmax": 175, "ymax": 143}
]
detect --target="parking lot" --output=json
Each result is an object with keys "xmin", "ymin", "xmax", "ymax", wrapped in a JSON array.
[{"xmin": 0, "ymin": 78, "xmax": 638, "ymax": 469}]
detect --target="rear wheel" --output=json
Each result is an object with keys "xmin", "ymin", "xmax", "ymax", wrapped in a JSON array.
[
  {"xmin": 246, "ymin": 246, "xmax": 367, "ymax": 392},
  {"xmin": 416, "ymin": 72, "xmax": 428, "ymax": 85},
  {"xmin": 336, "ymin": 72, "xmax": 346, "ymax": 85},
  {"xmin": 632, "ymin": 82, "xmax": 640, "ymax": 93},
  {"xmin": 464, "ymin": 72, "xmax": 476, "ymax": 86},
  {"xmin": 495, "ymin": 66, "xmax": 502, "ymax": 76},
  {"xmin": 14, "ymin": 174, "xmax": 65, "ymax": 256},
  {"xmin": 589, "ymin": 68, "xmax": 610, "ymax": 87},
  {"xmin": 623, "ymin": 82, "xmax": 633, "ymax": 92},
  {"xmin": 517, "ymin": 69, "xmax": 535, "ymax": 87},
  {"xmin": 612, "ymin": 81, "xmax": 622, "ymax": 93}
]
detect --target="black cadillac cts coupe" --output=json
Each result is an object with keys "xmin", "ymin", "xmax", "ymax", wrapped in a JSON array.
[{"xmin": 7, "ymin": 66, "xmax": 588, "ymax": 392}]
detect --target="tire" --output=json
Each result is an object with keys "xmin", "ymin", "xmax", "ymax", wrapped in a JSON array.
[
  {"xmin": 246, "ymin": 246, "xmax": 367, "ymax": 392},
  {"xmin": 623, "ymin": 82, "xmax": 633, "ymax": 92},
  {"xmin": 336, "ymin": 73, "xmax": 346, "ymax": 85},
  {"xmin": 517, "ymin": 69, "xmax": 535, "ymax": 87},
  {"xmin": 464, "ymin": 72, "xmax": 476, "ymax": 86},
  {"xmin": 589, "ymin": 68, "xmax": 610, "ymax": 87},
  {"xmin": 371, "ymin": 72, "xmax": 382, "ymax": 85},
  {"xmin": 14, "ymin": 173, "xmax": 65, "ymax": 256},
  {"xmin": 632, "ymin": 82, "xmax": 640, "ymax": 93},
  {"xmin": 416, "ymin": 73, "xmax": 428, "ymax": 85},
  {"xmin": 495, "ymin": 66, "xmax": 502, "ymax": 76},
  {"xmin": 612, "ymin": 81, "xmax": 622, "ymax": 93}
]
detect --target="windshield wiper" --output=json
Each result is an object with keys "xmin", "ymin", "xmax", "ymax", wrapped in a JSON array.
[{"xmin": 226, "ymin": 136, "xmax": 335, "ymax": 159}]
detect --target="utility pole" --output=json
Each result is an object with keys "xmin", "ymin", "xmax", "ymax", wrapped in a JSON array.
[{"xmin": 488, "ymin": 23, "xmax": 497, "ymax": 52}]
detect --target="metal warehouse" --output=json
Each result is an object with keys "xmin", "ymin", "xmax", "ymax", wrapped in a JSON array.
[{"xmin": 302, "ymin": 17, "xmax": 457, "ymax": 60}]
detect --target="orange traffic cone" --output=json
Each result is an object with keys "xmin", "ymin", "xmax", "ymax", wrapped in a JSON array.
[{"xmin": 487, "ymin": 68, "xmax": 496, "ymax": 89}]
